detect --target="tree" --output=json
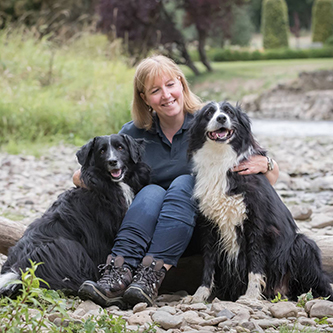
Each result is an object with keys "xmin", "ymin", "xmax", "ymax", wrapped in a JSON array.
[
  {"xmin": 97, "ymin": 0, "xmax": 200, "ymax": 75},
  {"xmin": 261, "ymin": 0, "xmax": 289, "ymax": 49},
  {"xmin": 312, "ymin": 0, "xmax": 333, "ymax": 43}
]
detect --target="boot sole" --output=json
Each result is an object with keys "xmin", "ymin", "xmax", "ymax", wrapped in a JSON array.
[
  {"xmin": 123, "ymin": 285, "xmax": 153, "ymax": 307},
  {"xmin": 78, "ymin": 281, "xmax": 127, "ymax": 309}
]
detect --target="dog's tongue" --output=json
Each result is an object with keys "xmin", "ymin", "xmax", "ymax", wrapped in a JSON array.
[
  {"xmin": 211, "ymin": 129, "xmax": 228, "ymax": 139},
  {"xmin": 111, "ymin": 169, "xmax": 122, "ymax": 178}
]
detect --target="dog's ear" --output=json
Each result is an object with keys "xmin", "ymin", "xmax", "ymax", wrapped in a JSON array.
[
  {"xmin": 121, "ymin": 134, "xmax": 145, "ymax": 164},
  {"xmin": 76, "ymin": 137, "xmax": 96, "ymax": 166}
]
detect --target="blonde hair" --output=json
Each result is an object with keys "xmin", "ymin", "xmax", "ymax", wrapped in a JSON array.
[{"xmin": 132, "ymin": 55, "xmax": 203, "ymax": 130}]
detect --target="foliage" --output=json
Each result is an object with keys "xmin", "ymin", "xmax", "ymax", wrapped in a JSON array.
[
  {"xmin": 0, "ymin": 27, "xmax": 134, "ymax": 148},
  {"xmin": 0, "ymin": 0, "xmax": 96, "ymax": 39},
  {"xmin": 261, "ymin": 0, "xmax": 289, "ymax": 49},
  {"xmin": 271, "ymin": 292, "xmax": 288, "ymax": 303},
  {"xmin": 189, "ymin": 46, "xmax": 333, "ymax": 62},
  {"xmin": 0, "ymin": 260, "xmax": 157, "ymax": 332},
  {"xmin": 325, "ymin": 34, "xmax": 333, "ymax": 45},
  {"xmin": 0, "ymin": 260, "xmax": 68, "ymax": 332},
  {"xmin": 230, "ymin": 5, "xmax": 255, "ymax": 46},
  {"xmin": 314, "ymin": 316, "xmax": 329, "ymax": 325},
  {"xmin": 312, "ymin": 0, "xmax": 333, "ymax": 43},
  {"xmin": 297, "ymin": 290, "xmax": 314, "ymax": 308}
]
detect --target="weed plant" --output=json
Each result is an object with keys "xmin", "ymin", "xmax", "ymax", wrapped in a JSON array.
[
  {"xmin": 0, "ymin": 260, "xmax": 156, "ymax": 332},
  {"xmin": 0, "ymin": 27, "xmax": 134, "ymax": 150}
]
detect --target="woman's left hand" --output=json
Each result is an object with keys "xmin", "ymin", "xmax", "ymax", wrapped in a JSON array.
[
  {"xmin": 232, "ymin": 155, "xmax": 279, "ymax": 185},
  {"xmin": 232, "ymin": 155, "xmax": 268, "ymax": 175}
]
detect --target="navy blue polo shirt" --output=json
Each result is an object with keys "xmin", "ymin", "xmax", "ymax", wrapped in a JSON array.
[{"xmin": 119, "ymin": 113, "xmax": 194, "ymax": 189}]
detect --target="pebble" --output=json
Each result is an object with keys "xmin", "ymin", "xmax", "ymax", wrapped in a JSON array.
[{"xmin": 1, "ymin": 126, "xmax": 333, "ymax": 332}]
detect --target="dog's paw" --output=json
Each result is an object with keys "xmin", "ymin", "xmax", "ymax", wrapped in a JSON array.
[{"xmin": 181, "ymin": 286, "xmax": 210, "ymax": 304}]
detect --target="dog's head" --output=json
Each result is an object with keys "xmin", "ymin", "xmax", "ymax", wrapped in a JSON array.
[
  {"xmin": 76, "ymin": 134, "xmax": 145, "ymax": 182},
  {"xmin": 188, "ymin": 101, "xmax": 262, "ymax": 158}
]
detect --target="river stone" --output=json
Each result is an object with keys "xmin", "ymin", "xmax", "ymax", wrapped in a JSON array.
[
  {"xmin": 151, "ymin": 311, "xmax": 183, "ymax": 329},
  {"xmin": 308, "ymin": 300, "xmax": 333, "ymax": 318},
  {"xmin": 216, "ymin": 308, "xmax": 236, "ymax": 319},
  {"xmin": 269, "ymin": 302, "xmax": 299, "ymax": 318},
  {"xmin": 127, "ymin": 310, "xmax": 152, "ymax": 325},
  {"xmin": 298, "ymin": 317, "xmax": 317, "ymax": 326},
  {"xmin": 290, "ymin": 205, "xmax": 313, "ymax": 220},
  {"xmin": 182, "ymin": 310, "xmax": 205, "ymax": 325},
  {"xmin": 72, "ymin": 300, "xmax": 102, "ymax": 317},
  {"xmin": 157, "ymin": 305, "xmax": 177, "ymax": 315},
  {"xmin": 253, "ymin": 318, "xmax": 289, "ymax": 329},
  {"xmin": 132, "ymin": 302, "xmax": 147, "ymax": 313},
  {"xmin": 310, "ymin": 214, "xmax": 333, "ymax": 228}
]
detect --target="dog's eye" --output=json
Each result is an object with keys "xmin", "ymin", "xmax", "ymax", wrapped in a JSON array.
[
  {"xmin": 205, "ymin": 107, "xmax": 215, "ymax": 118},
  {"xmin": 100, "ymin": 149, "xmax": 105, "ymax": 155},
  {"xmin": 224, "ymin": 107, "xmax": 233, "ymax": 115},
  {"xmin": 117, "ymin": 145, "xmax": 123, "ymax": 151}
]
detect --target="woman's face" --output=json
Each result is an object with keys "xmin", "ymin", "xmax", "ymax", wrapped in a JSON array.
[{"xmin": 141, "ymin": 74, "xmax": 184, "ymax": 123}]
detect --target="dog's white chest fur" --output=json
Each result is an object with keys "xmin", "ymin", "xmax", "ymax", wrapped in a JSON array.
[
  {"xmin": 119, "ymin": 182, "xmax": 134, "ymax": 208},
  {"xmin": 193, "ymin": 141, "xmax": 247, "ymax": 259}
]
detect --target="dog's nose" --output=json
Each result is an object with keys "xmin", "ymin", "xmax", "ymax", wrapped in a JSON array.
[
  {"xmin": 216, "ymin": 114, "xmax": 227, "ymax": 123},
  {"xmin": 108, "ymin": 160, "xmax": 118, "ymax": 167}
]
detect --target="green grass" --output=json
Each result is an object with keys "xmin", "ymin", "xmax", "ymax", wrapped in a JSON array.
[
  {"xmin": 183, "ymin": 58, "xmax": 333, "ymax": 101},
  {"xmin": 0, "ymin": 27, "xmax": 135, "ymax": 152},
  {"xmin": 1, "ymin": 27, "xmax": 333, "ymax": 154}
]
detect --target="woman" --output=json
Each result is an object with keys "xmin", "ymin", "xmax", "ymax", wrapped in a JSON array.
[{"xmin": 75, "ymin": 55, "xmax": 279, "ymax": 308}]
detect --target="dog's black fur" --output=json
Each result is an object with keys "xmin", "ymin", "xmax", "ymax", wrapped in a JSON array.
[
  {"xmin": 0, "ymin": 134, "xmax": 150, "ymax": 296},
  {"xmin": 187, "ymin": 101, "xmax": 333, "ymax": 303}
]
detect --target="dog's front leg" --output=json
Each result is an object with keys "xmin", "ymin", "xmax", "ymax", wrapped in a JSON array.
[
  {"xmin": 240, "ymin": 239, "xmax": 266, "ymax": 301},
  {"xmin": 184, "ymin": 228, "xmax": 217, "ymax": 304}
]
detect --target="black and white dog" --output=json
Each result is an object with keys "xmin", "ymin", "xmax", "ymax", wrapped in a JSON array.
[
  {"xmin": 0, "ymin": 134, "xmax": 150, "ymax": 297},
  {"xmin": 187, "ymin": 101, "xmax": 333, "ymax": 303}
]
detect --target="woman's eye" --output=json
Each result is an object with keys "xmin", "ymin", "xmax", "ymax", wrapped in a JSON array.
[
  {"xmin": 151, "ymin": 88, "xmax": 159, "ymax": 94},
  {"xmin": 167, "ymin": 82, "xmax": 175, "ymax": 87}
]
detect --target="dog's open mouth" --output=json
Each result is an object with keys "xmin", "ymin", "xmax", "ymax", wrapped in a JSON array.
[
  {"xmin": 110, "ymin": 168, "xmax": 124, "ymax": 181},
  {"xmin": 207, "ymin": 128, "xmax": 234, "ymax": 142}
]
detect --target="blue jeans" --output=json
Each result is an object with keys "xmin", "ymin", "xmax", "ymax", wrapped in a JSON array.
[{"xmin": 111, "ymin": 175, "xmax": 197, "ymax": 268}]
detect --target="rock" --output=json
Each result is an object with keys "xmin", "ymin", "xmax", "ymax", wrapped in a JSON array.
[
  {"xmin": 290, "ymin": 206, "xmax": 313, "ymax": 220},
  {"xmin": 182, "ymin": 311, "xmax": 205, "ymax": 325},
  {"xmin": 127, "ymin": 310, "xmax": 152, "ymax": 325},
  {"xmin": 308, "ymin": 300, "xmax": 333, "ymax": 318},
  {"xmin": 269, "ymin": 302, "xmax": 299, "ymax": 318},
  {"xmin": 72, "ymin": 300, "xmax": 103, "ymax": 318},
  {"xmin": 253, "ymin": 318, "xmax": 289, "ymax": 329},
  {"xmin": 310, "ymin": 214, "xmax": 333, "ymax": 229},
  {"xmin": 133, "ymin": 302, "xmax": 148, "ymax": 313},
  {"xmin": 151, "ymin": 311, "xmax": 183, "ymax": 330},
  {"xmin": 216, "ymin": 308, "xmax": 236, "ymax": 319},
  {"xmin": 298, "ymin": 317, "xmax": 317, "ymax": 326}
]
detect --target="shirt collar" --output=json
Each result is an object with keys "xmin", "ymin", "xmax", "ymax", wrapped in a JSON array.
[{"xmin": 149, "ymin": 112, "xmax": 193, "ymax": 135}]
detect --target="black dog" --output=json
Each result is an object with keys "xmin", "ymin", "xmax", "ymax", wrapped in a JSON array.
[
  {"xmin": 0, "ymin": 134, "xmax": 150, "ymax": 297},
  {"xmin": 187, "ymin": 101, "xmax": 333, "ymax": 303}
]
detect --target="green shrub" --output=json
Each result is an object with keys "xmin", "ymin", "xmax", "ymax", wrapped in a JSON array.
[
  {"xmin": 325, "ymin": 34, "xmax": 333, "ymax": 45},
  {"xmin": 261, "ymin": 0, "xmax": 289, "ymax": 49},
  {"xmin": 312, "ymin": 0, "xmax": 333, "ymax": 43},
  {"xmin": 230, "ymin": 5, "xmax": 255, "ymax": 47},
  {"xmin": 189, "ymin": 46, "xmax": 333, "ymax": 62}
]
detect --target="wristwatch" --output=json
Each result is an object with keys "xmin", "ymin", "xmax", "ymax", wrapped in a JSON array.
[{"xmin": 266, "ymin": 156, "xmax": 274, "ymax": 172}]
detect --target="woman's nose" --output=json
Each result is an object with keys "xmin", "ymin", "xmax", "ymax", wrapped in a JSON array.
[{"xmin": 161, "ymin": 87, "xmax": 171, "ymax": 98}]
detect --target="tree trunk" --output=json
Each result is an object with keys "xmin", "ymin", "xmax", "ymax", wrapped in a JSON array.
[
  {"xmin": 0, "ymin": 217, "xmax": 26, "ymax": 256},
  {"xmin": 197, "ymin": 28, "xmax": 213, "ymax": 72}
]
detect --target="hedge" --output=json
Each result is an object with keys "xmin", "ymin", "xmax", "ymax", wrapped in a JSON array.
[{"xmin": 189, "ymin": 47, "xmax": 333, "ymax": 62}]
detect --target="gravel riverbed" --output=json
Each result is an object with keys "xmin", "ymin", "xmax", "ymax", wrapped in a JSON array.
[{"xmin": 1, "ymin": 130, "xmax": 333, "ymax": 332}]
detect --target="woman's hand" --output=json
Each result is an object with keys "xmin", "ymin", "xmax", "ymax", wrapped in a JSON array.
[
  {"xmin": 232, "ymin": 155, "xmax": 279, "ymax": 186},
  {"xmin": 73, "ymin": 169, "xmax": 87, "ymax": 188}
]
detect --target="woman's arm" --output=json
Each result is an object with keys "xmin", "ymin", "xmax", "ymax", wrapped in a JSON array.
[{"xmin": 232, "ymin": 155, "xmax": 279, "ymax": 186}]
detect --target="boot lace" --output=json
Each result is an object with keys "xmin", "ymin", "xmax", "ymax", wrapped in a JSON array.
[{"xmin": 97, "ymin": 262, "xmax": 128, "ymax": 286}]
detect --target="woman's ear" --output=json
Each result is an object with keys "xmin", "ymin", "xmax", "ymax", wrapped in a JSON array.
[{"xmin": 140, "ymin": 92, "xmax": 148, "ymax": 105}]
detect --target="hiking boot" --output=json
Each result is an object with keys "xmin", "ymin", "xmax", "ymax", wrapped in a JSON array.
[
  {"xmin": 123, "ymin": 256, "xmax": 166, "ymax": 307},
  {"xmin": 78, "ymin": 255, "xmax": 132, "ymax": 308}
]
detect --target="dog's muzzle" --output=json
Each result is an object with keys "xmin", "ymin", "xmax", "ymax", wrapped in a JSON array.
[{"xmin": 207, "ymin": 128, "xmax": 234, "ymax": 142}]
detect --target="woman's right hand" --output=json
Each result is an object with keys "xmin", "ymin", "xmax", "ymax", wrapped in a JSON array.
[{"xmin": 73, "ymin": 169, "xmax": 86, "ymax": 188}]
